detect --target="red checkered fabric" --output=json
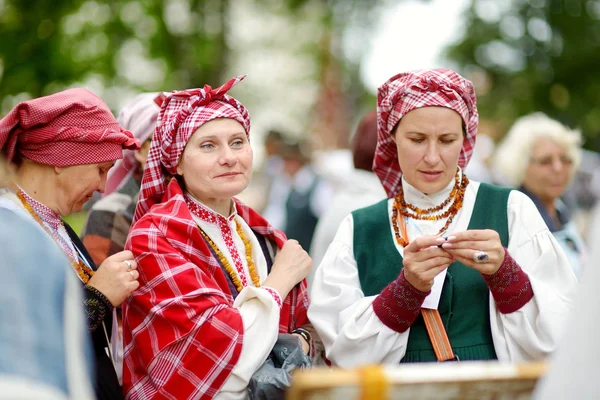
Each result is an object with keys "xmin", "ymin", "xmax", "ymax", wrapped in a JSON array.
[
  {"xmin": 104, "ymin": 92, "xmax": 164, "ymax": 196},
  {"xmin": 374, "ymin": 69, "xmax": 478, "ymax": 197},
  {"xmin": 0, "ymin": 88, "xmax": 139, "ymax": 167},
  {"xmin": 123, "ymin": 179, "xmax": 309, "ymax": 399},
  {"xmin": 133, "ymin": 75, "xmax": 250, "ymax": 225}
]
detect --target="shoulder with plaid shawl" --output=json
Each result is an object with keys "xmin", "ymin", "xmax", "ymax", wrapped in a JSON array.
[{"xmin": 122, "ymin": 179, "xmax": 310, "ymax": 399}]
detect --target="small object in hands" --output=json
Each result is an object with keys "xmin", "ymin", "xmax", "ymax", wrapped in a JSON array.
[
  {"xmin": 438, "ymin": 236, "xmax": 449, "ymax": 248},
  {"xmin": 124, "ymin": 260, "xmax": 132, "ymax": 271},
  {"xmin": 129, "ymin": 271, "xmax": 135, "ymax": 279},
  {"xmin": 473, "ymin": 250, "xmax": 489, "ymax": 263}
]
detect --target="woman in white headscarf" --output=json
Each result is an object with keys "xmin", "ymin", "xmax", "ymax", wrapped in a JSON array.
[{"xmin": 81, "ymin": 92, "xmax": 164, "ymax": 265}]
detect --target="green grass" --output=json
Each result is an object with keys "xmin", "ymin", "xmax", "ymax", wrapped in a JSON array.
[{"xmin": 63, "ymin": 211, "xmax": 88, "ymax": 235}]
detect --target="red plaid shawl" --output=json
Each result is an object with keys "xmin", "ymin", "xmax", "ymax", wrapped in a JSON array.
[
  {"xmin": 123, "ymin": 179, "xmax": 309, "ymax": 399},
  {"xmin": 374, "ymin": 69, "xmax": 478, "ymax": 197}
]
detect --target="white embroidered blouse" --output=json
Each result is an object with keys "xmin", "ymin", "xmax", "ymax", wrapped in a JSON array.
[{"xmin": 308, "ymin": 175, "xmax": 578, "ymax": 367}]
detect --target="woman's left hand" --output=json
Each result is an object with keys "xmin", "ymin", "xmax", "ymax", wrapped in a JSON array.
[
  {"xmin": 292, "ymin": 333, "xmax": 310, "ymax": 355},
  {"xmin": 438, "ymin": 229, "xmax": 505, "ymax": 275}
]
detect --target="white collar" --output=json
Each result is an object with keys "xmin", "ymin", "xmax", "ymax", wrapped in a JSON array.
[{"xmin": 401, "ymin": 168, "xmax": 462, "ymax": 210}]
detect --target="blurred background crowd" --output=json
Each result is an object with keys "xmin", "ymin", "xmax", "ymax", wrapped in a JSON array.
[
  {"xmin": 1, "ymin": 0, "xmax": 600, "ymax": 397},
  {"xmin": 6, "ymin": 0, "xmax": 595, "ymax": 252}
]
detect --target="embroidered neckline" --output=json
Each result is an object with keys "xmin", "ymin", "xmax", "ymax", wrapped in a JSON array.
[
  {"xmin": 199, "ymin": 219, "xmax": 261, "ymax": 293},
  {"xmin": 185, "ymin": 193, "xmax": 236, "ymax": 225},
  {"xmin": 185, "ymin": 193, "xmax": 258, "ymax": 292},
  {"xmin": 15, "ymin": 187, "xmax": 94, "ymax": 283},
  {"xmin": 17, "ymin": 186, "xmax": 62, "ymax": 231}
]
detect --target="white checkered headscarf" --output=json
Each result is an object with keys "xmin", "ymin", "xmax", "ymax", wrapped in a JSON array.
[{"xmin": 104, "ymin": 92, "xmax": 165, "ymax": 196}]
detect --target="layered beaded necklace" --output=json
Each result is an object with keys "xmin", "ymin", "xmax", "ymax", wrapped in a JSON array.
[
  {"xmin": 199, "ymin": 220, "xmax": 261, "ymax": 293},
  {"xmin": 186, "ymin": 196, "xmax": 261, "ymax": 293},
  {"xmin": 392, "ymin": 169, "xmax": 469, "ymax": 247},
  {"xmin": 14, "ymin": 186, "xmax": 94, "ymax": 283}
]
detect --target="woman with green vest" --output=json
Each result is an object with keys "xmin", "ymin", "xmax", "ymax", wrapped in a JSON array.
[{"xmin": 307, "ymin": 69, "xmax": 577, "ymax": 365}]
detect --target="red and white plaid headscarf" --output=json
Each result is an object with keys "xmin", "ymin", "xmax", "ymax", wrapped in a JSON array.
[
  {"xmin": 0, "ymin": 88, "xmax": 139, "ymax": 167},
  {"xmin": 123, "ymin": 76, "xmax": 311, "ymax": 399},
  {"xmin": 104, "ymin": 92, "xmax": 165, "ymax": 195},
  {"xmin": 374, "ymin": 69, "xmax": 478, "ymax": 197},
  {"xmin": 134, "ymin": 75, "xmax": 250, "ymax": 224}
]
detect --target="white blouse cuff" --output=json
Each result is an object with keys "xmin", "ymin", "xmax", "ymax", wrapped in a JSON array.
[{"xmin": 262, "ymin": 286, "xmax": 283, "ymax": 309}]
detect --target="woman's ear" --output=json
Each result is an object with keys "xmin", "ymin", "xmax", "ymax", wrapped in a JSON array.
[{"xmin": 54, "ymin": 166, "xmax": 64, "ymax": 175}]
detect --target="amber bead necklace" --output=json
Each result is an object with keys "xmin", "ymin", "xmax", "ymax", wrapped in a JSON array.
[
  {"xmin": 392, "ymin": 169, "xmax": 469, "ymax": 247},
  {"xmin": 399, "ymin": 168, "xmax": 461, "ymax": 215},
  {"xmin": 199, "ymin": 219, "xmax": 261, "ymax": 293}
]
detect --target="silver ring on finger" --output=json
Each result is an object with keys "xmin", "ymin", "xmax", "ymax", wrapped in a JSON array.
[
  {"xmin": 473, "ymin": 250, "xmax": 489, "ymax": 263},
  {"xmin": 124, "ymin": 260, "xmax": 132, "ymax": 271}
]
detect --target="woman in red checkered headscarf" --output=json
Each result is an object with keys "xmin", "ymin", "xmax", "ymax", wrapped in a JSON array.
[
  {"xmin": 79, "ymin": 92, "xmax": 165, "ymax": 387},
  {"xmin": 0, "ymin": 88, "xmax": 141, "ymax": 400},
  {"xmin": 122, "ymin": 75, "xmax": 312, "ymax": 399},
  {"xmin": 309, "ymin": 69, "xmax": 577, "ymax": 366}
]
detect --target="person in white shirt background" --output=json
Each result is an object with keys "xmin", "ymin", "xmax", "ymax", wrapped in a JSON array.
[
  {"xmin": 309, "ymin": 110, "xmax": 386, "ymax": 279},
  {"xmin": 263, "ymin": 138, "xmax": 334, "ymax": 253}
]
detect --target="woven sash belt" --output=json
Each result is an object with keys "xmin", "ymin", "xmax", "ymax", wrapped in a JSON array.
[{"xmin": 421, "ymin": 308, "xmax": 460, "ymax": 362}]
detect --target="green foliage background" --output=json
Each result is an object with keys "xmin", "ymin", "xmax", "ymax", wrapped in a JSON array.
[
  {"xmin": 0, "ymin": 0, "xmax": 230, "ymax": 108},
  {"xmin": 1, "ymin": 0, "xmax": 599, "ymax": 151},
  {"xmin": 445, "ymin": 0, "xmax": 600, "ymax": 151}
]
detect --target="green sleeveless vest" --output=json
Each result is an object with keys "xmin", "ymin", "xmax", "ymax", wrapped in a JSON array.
[{"xmin": 352, "ymin": 183, "xmax": 511, "ymax": 362}]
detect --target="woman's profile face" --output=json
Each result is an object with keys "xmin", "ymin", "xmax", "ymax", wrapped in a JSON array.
[
  {"xmin": 177, "ymin": 118, "xmax": 252, "ymax": 204},
  {"xmin": 55, "ymin": 161, "xmax": 115, "ymax": 215},
  {"xmin": 392, "ymin": 106, "xmax": 464, "ymax": 194},
  {"xmin": 523, "ymin": 137, "xmax": 573, "ymax": 204}
]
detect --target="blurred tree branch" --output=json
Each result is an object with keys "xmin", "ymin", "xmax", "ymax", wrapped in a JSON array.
[
  {"xmin": 0, "ymin": 0, "xmax": 231, "ymax": 112},
  {"xmin": 445, "ymin": 0, "xmax": 600, "ymax": 151},
  {"xmin": 0, "ymin": 0, "xmax": 430, "ymax": 151}
]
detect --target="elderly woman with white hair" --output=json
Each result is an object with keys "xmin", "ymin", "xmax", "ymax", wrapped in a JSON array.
[{"xmin": 493, "ymin": 112, "xmax": 585, "ymax": 277}]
